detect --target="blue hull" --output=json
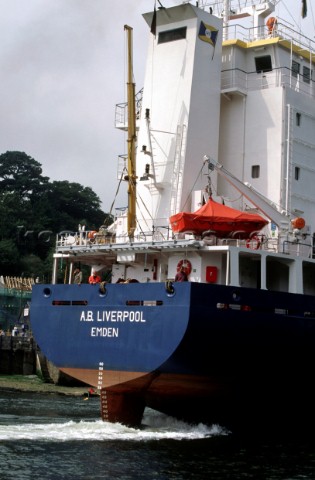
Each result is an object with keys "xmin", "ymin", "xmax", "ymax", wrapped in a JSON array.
[
  {"xmin": 31, "ymin": 282, "xmax": 315, "ymax": 429},
  {"xmin": 31, "ymin": 282, "xmax": 191, "ymax": 372}
]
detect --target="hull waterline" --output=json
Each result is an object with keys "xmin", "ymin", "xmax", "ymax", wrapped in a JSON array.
[{"xmin": 31, "ymin": 281, "xmax": 315, "ymax": 430}]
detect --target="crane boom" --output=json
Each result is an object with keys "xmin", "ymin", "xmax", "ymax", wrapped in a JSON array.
[{"xmin": 204, "ymin": 156, "xmax": 292, "ymax": 231}]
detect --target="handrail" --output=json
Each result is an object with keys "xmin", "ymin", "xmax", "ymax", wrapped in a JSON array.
[
  {"xmin": 223, "ymin": 21, "xmax": 315, "ymax": 54},
  {"xmin": 221, "ymin": 66, "xmax": 315, "ymax": 99}
]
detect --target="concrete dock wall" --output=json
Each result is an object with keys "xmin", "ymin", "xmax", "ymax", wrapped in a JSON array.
[{"xmin": 0, "ymin": 336, "xmax": 36, "ymax": 375}]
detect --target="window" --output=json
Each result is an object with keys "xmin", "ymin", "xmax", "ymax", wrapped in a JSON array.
[
  {"xmin": 292, "ymin": 60, "xmax": 300, "ymax": 78},
  {"xmin": 295, "ymin": 167, "xmax": 300, "ymax": 180},
  {"xmin": 158, "ymin": 27, "xmax": 187, "ymax": 44},
  {"xmin": 296, "ymin": 112, "xmax": 301, "ymax": 126},
  {"xmin": 255, "ymin": 55, "xmax": 272, "ymax": 73},
  {"xmin": 303, "ymin": 66, "xmax": 311, "ymax": 84},
  {"xmin": 251, "ymin": 165, "xmax": 260, "ymax": 178}
]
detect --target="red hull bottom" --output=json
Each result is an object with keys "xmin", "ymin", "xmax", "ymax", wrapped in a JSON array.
[
  {"xmin": 60, "ymin": 367, "xmax": 315, "ymax": 432},
  {"xmin": 61, "ymin": 367, "xmax": 232, "ymax": 427},
  {"xmin": 100, "ymin": 373, "xmax": 157, "ymax": 426}
]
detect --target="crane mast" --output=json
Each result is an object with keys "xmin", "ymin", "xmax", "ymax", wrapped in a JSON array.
[{"xmin": 124, "ymin": 25, "xmax": 137, "ymax": 239}]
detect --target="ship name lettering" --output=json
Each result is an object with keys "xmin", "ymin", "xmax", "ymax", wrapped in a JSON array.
[
  {"xmin": 96, "ymin": 310, "xmax": 146, "ymax": 323},
  {"xmin": 91, "ymin": 327, "xmax": 119, "ymax": 337},
  {"xmin": 129, "ymin": 311, "xmax": 146, "ymax": 322},
  {"xmin": 80, "ymin": 311, "xmax": 94, "ymax": 322},
  {"xmin": 96, "ymin": 310, "xmax": 126, "ymax": 322}
]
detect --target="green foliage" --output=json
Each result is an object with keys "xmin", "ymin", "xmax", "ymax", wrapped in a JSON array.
[
  {"xmin": 0, "ymin": 151, "xmax": 49, "ymax": 200},
  {"xmin": 45, "ymin": 180, "xmax": 105, "ymax": 232},
  {"xmin": 19, "ymin": 254, "xmax": 47, "ymax": 280},
  {"xmin": 0, "ymin": 151, "xmax": 111, "ymax": 277},
  {"xmin": 0, "ymin": 239, "xmax": 20, "ymax": 275}
]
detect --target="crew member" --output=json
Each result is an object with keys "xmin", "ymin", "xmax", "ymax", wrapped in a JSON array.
[
  {"xmin": 267, "ymin": 16, "xmax": 277, "ymax": 34},
  {"xmin": 73, "ymin": 267, "xmax": 82, "ymax": 284},
  {"xmin": 89, "ymin": 271, "xmax": 101, "ymax": 284}
]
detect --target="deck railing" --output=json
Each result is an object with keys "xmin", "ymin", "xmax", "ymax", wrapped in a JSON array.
[
  {"xmin": 221, "ymin": 66, "xmax": 315, "ymax": 99},
  {"xmin": 223, "ymin": 21, "xmax": 315, "ymax": 53},
  {"xmin": 56, "ymin": 228, "xmax": 314, "ymax": 260}
]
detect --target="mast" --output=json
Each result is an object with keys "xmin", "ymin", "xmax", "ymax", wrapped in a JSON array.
[
  {"xmin": 223, "ymin": 0, "xmax": 229, "ymax": 41},
  {"xmin": 124, "ymin": 25, "xmax": 137, "ymax": 239}
]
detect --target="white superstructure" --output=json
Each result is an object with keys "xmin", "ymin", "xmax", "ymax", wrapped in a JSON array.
[
  {"xmin": 115, "ymin": 3, "xmax": 223, "ymax": 241},
  {"xmin": 218, "ymin": 1, "xmax": 315, "ymax": 240},
  {"xmin": 54, "ymin": 1, "xmax": 315, "ymax": 295},
  {"xmin": 114, "ymin": 1, "xmax": 315, "ymax": 245}
]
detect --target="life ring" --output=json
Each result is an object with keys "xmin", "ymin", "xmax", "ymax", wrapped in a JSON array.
[
  {"xmin": 246, "ymin": 236, "xmax": 261, "ymax": 250},
  {"xmin": 291, "ymin": 217, "xmax": 305, "ymax": 230},
  {"xmin": 177, "ymin": 259, "xmax": 192, "ymax": 276}
]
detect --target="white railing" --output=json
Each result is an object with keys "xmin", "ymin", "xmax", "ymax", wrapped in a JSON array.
[
  {"xmin": 221, "ymin": 19, "xmax": 315, "ymax": 98},
  {"xmin": 221, "ymin": 67, "xmax": 315, "ymax": 99},
  {"xmin": 114, "ymin": 88, "xmax": 143, "ymax": 129},
  {"xmin": 223, "ymin": 21, "xmax": 315, "ymax": 53},
  {"xmin": 56, "ymin": 228, "xmax": 314, "ymax": 259}
]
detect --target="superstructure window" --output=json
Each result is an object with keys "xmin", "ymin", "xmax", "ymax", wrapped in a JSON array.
[
  {"xmin": 158, "ymin": 27, "xmax": 187, "ymax": 44},
  {"xmin": 251, "ymin": 165, "xmax": 260, "ymax": 178},
  {"xmin": 255, "ymin": 55, "xmax": 272, "ymax": 73},
  {"xmin": 295, "ymin": 167, "xmax": 300, "ymax": 180},
  {"xmin": 296, "ymin": 112, "xmax": 301, "ymax": 126},
  {"xmin": 303, "ymin": 66, "xmax": 311, "ymax": 84},
  {"xmin": 292, "ymin": 60, "xmax": 300, "ymax": 78}
]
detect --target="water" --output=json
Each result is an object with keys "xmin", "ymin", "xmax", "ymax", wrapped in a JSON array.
[{"xmin": 1, "ymin": 391, "xmax": 315, "ymax": 479}]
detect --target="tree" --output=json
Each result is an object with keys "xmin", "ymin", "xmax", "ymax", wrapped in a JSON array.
[
  {"xmin": 0, "ymin": 151, "xmax": 49, "ymax": 200},
  {"xmin": 19, "ymin": 254, "xmax": 46, "ymax": 280},
  {"xmin": 44, "ymin": 180, "xmax": 109, "ymax": 232},
  {"xmin": 0, "ymin": 151, "xmax": 50, "ymax": 241},
  {"xmin": 0, "ymin": 239, "xmax": 20, "ymax": 275},
  {"xmin": 0, "ymin": 151, "xmax": 111, "ymax": 277}
]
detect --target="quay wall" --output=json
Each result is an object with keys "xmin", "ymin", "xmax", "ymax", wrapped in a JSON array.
[
  {"xmin": 0, "ymin": 335, "xmax": 85, "ymax": 387},
  {"xmin": 0, "ymin": 336, "xmax": 87, "ymax": 386},
  {"xmin": 0, "ymin": 336, "xmax": 36, "ymax": 375}
]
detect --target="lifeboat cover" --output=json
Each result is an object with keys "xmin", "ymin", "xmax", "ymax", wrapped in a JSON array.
[{"xmin": 169, "ymin": 198, "xmax": 268, "ymax": 238}]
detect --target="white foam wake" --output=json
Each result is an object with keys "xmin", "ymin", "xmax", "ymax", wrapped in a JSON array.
[{"xmin": 0, "ymin": 409, "xmax": 229, "ymax": 442}]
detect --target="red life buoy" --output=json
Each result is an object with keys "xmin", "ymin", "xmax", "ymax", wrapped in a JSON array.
[
  {"xmin": 177, "ymin": 259, "xmax": 192, "ymax": 276},
  {"xmin": 246, "ymin": 236, "xmax": 261, "ymax": 250},
  {"xmin": 291, "ymin": 217, "xmax": 305, "ymax": 230}
]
